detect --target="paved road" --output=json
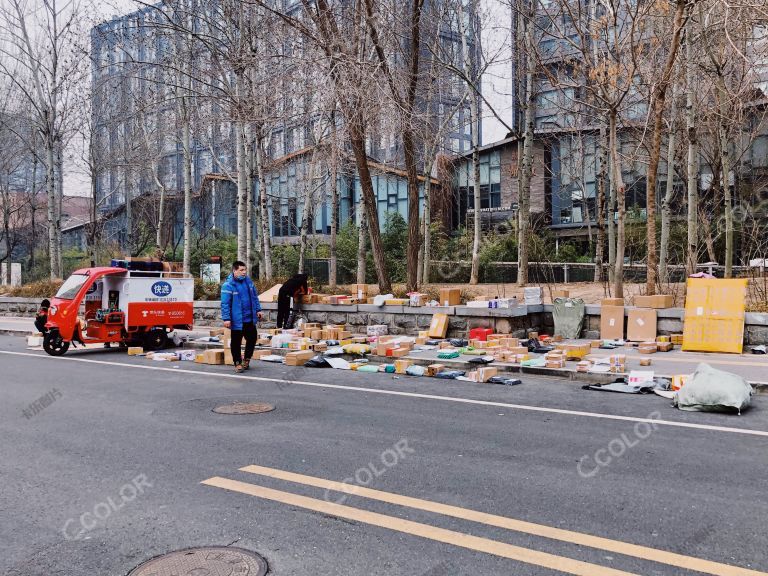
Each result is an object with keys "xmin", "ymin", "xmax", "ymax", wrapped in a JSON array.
[{"xmin": 1, "ymin": 333, "xmax": 767, "ymax": 576}]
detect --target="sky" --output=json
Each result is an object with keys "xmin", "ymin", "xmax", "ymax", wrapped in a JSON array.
[{"xmin": 63, "ymin": 0, "xmax": 514, "ymax": 197}]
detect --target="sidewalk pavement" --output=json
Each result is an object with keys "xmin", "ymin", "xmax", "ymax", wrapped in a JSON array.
[{"xmin": 3, "ymin": 315, "xmax": 766, "ymax": 390}]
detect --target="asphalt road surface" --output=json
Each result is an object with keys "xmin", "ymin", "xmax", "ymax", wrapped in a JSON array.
[{"xmin": 1, "ymin": 333, "xmax": 767, "ymax": 576}]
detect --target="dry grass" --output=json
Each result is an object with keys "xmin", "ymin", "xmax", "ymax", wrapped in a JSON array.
[{"xmin": 0, "ymin": 279, "xmax": 64, "ymax": 299}]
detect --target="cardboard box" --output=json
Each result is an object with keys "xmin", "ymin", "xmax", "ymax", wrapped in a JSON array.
[
  {"xmin": 127, "ymin": 346, "xmax": 144, "ymax": 356},
  {"xmin": 553, "ymin": 289, "xmax": 570, "ymax": 298},
  {"xmin": 565, "ymin": 344, "xmax": 591, "ymax": 360},
  {"xmin": 671, "ymin": 333, "xmax": 684, "ymax": 345},
  {"xmin": 602, "ymin": 298, "xmax": 625, "ymax": 307},
  {"xmin": 285, "ymin": 350, "xmax": 314, "ymax": 366},
  {"xmin": 426, "ymin": 364, "xmax": 445, "ymax": 376},
  {"xmin": 639, "ymin": 357, "xmax": 653, "ymax": 366},
  {"xmin": 600, "ymin": 306, "xmax": 625, "ymax": 340},
  {"xmin": 627, "ymin": 309, "xmax": 657, "ymax": 342},
  {"xmin": 651, "ymin": 294, "xmax": 675, "ymax": 308},
  {"xmin": 638, "ymin": 343, "xmax": 658, "ymax": 354},
  {"xmin": 390, "ymin": 347, "xmax": 410, "ymax": 358},
  {"xmin": 394, "ymin": 359, "xmax": 414, "ymax": 374},
  {"xmin": 477, "ymin": 366, "xmax": 498, "ymax": 382},
  {"xmin": 409, "ymin": 293, "xmax": 428, "ymax": 307},
  {"xmin": 194, "ymin": 353, "xmax": 206, "ymax": 363},
  {"xmin": 253, "ymin": 349, "xmax": 273, "ymax": 359},
  {"xmin": 633, "ymin": 295, "xmax": 655, "ymax": 308},
  {"xmin": 203, "ymin": 349, "xmax": 226, "ymax": 365},
  {"xmin": 576, "ymin": 360, "xmax": 591, "ymax": 372},
  {"xmin": 385, "ymin": 298, "xmax": 410, "ymax": 306},
  {"xmin": 509, "ymin": 346, "xmax": 529, "ymax": 355},
  {"xmin": 657, "ymin": 341, "xmax": 674, "ymax": 352},
  {"xmin": 352, "ymin": 284, "xmax": 369, "ymax": 299},
  {"xmin": 590, "ymin": 339, "xmax": 602, "ymax": 348},
  {"xmin": 439, "ymin": 288, "xmax": 462, "ymax": 306},
  {"xmin": 428, "ymin": 313, "xmax": 449, "ymax": 338}
]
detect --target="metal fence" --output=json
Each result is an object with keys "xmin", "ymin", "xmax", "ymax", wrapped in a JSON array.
[{"xmin": 300, "ymin": 258, "xmax": 763, "ymax": 285}]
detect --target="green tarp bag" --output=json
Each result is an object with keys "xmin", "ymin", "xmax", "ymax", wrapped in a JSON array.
[{"xmin": 552, "ymin": 297, "xmax": 585, "ymax": 339}]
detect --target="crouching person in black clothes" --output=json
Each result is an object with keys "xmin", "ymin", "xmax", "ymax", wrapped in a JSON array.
[
  {"xmin": 34, "ymin": 299, "xmax": 50, "ymax": 334},
  {"xmin": 276, "ymin": 273, "xmax": 308, "ymax": 329}
]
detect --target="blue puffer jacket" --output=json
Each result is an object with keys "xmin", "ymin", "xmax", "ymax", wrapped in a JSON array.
[{"xmin": 221, "ymin": 273, "xmax": 262, "ymax": 330}]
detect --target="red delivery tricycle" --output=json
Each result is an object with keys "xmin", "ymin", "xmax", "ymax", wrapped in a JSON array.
[{"xmin": 43, "ymin": 266, "xmax": 194, "ymax": 356}]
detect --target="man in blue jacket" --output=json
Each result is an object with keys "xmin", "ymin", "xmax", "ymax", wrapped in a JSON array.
[{"xmin": 221, "ymin": 260, "xmax": 263, "ymax": 373}]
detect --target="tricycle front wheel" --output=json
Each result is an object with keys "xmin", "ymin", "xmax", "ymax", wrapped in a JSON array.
[{"xmin": 43, "ymin": 331, "xmax": 70, "ymax": 356}]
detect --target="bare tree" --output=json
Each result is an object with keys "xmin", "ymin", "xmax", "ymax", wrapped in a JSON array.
[{"xmin": 0, "ymin": 0, "xmax": 87, "ymax": 278}]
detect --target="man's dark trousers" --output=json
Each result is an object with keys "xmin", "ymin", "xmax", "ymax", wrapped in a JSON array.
[{"xmin": 230, "ymin": 322, "xmax": 257, "ymax": 365}]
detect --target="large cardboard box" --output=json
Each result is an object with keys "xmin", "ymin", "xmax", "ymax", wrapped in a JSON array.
[
  {"xmin": 602, "ymin": 298, "xmax": 625, "ymax": 307},
  {"xmin": 627, "ymin": 309, "xmax": 657, "ymax": 342},
  {"xmin": 477, "ymin": 367, "xmax": 498, "ymax": 382},
  {"xmin": 439, "ymin": 288, "xmax": 461, "ymax": 307},
  {"xmin": 428, "ymin": 313, "xmax": 449, "ymax": 338},
  {"xmin": 600, "ymin": 306, "xmax": 625, "ymax": 340},
  {"xmin": 285, "ymin": 350, "xmax": 314, "ymax": 366},
  {"xmin": 260, "ymin": 284, "xmax": 283, "ymax": 303},
  {"xmin": 683, "ymin": 278, "xmax": 747, "ymax": 353}
]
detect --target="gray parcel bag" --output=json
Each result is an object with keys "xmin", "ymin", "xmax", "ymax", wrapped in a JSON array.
[
  {"xmin": 552, "ymin": 297, "xmax": 585, "ymax": 339},
  {"xmin": 674, "ymin": 363, "xmax": 752, "ymax": 414}
]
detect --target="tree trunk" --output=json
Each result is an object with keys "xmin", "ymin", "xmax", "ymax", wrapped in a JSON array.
[
  {"xmin": 298, "ymin": 152, "xmax": 317, "ymax": 274},
  {"xmin": 644, "ymin": 0, "xmax": 686, "ymax": 295},
  {"xmin": 357, "ymin": 200, "xmax": 367, "ymax": 285},
  {"xmin": 30, "ymin": 148, "xmax": 37, "ymax": 272},
  {"xmin": 245, "ymin": 124, "xmax": 255, "ymax": 273},
  {"xmin": 659, "ymin": 89, "xmax": 678, "ymax": 283},
  {"xmin": 181, "ymin": 101, "xmax": 193, "ymax": 275},
  {"xmin": 45, "ymin": 134, "xmax": 58, "ymax": 279},
  {"xmin": 685, "ymin": 26, "xmax": 698, "ymax": 277},
  {"xmin": 254, "ymin": 133, "xmax": 273, "ymax": 280},
  {"xmin": 422, "ymin": 157, "xmax": 432, "ymax": 284},
  {"xmin": 517, "ymin": 12, "xmax": 535, "ymax": 288},
  {"xmin": 719, "ymin": 98, "xmax": 733, "ymax": 277},
  {"xmin": 235, "ymin": 121, "xmax": 248, "ymax": 263},
  {"xmin": 610, "ymin": 109, "xmax": 626, "ymax": 298},
  {"xmin": 156, "ymin": 184, "xmax": 166, "ymax": 250},
  {"xmin": 349, "ymin": 127, "xmax": 391, "ymax": 293},
  {"xmin": 329, "ymin": 137, "xmax": 339, "ymax": 290},
  {"xmin": 594, "ymin": 126, "xmax": 608, "ymax": 283},
  {"xmin": 469, "ymin": 113, "xmax": 482, "ymax": 285}
]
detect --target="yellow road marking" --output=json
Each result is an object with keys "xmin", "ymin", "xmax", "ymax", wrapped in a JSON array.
[
  {"xmin": 239, "ymin": 464, "xmax": 767, "ymax": 576},
  {"xmin": 202, "ymin": 476, "xmax": 640, "ymax": 576}
]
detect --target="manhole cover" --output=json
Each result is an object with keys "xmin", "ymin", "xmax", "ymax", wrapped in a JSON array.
[
  {"xmin": 212, "ymin": 402, "xmax": 275, "ymax": 415},
  {"xmin": 128, "ymin": 546, "xmax": 268, "ymax": 576}
]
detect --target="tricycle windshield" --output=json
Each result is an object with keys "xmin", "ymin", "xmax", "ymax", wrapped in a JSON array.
[{"xmin": 55, "ymin": 274, "xmax": 89, "ymax": 300}]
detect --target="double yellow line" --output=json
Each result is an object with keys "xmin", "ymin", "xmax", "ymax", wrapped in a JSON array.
[{"xmin": 202, "ymin": 465, "xmax": 766, "ymax": 576}]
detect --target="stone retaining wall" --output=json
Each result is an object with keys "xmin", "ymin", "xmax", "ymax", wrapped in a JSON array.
[{"xmin": 2, "ymin": 296, "xmax": 767, "ymax": 344}]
